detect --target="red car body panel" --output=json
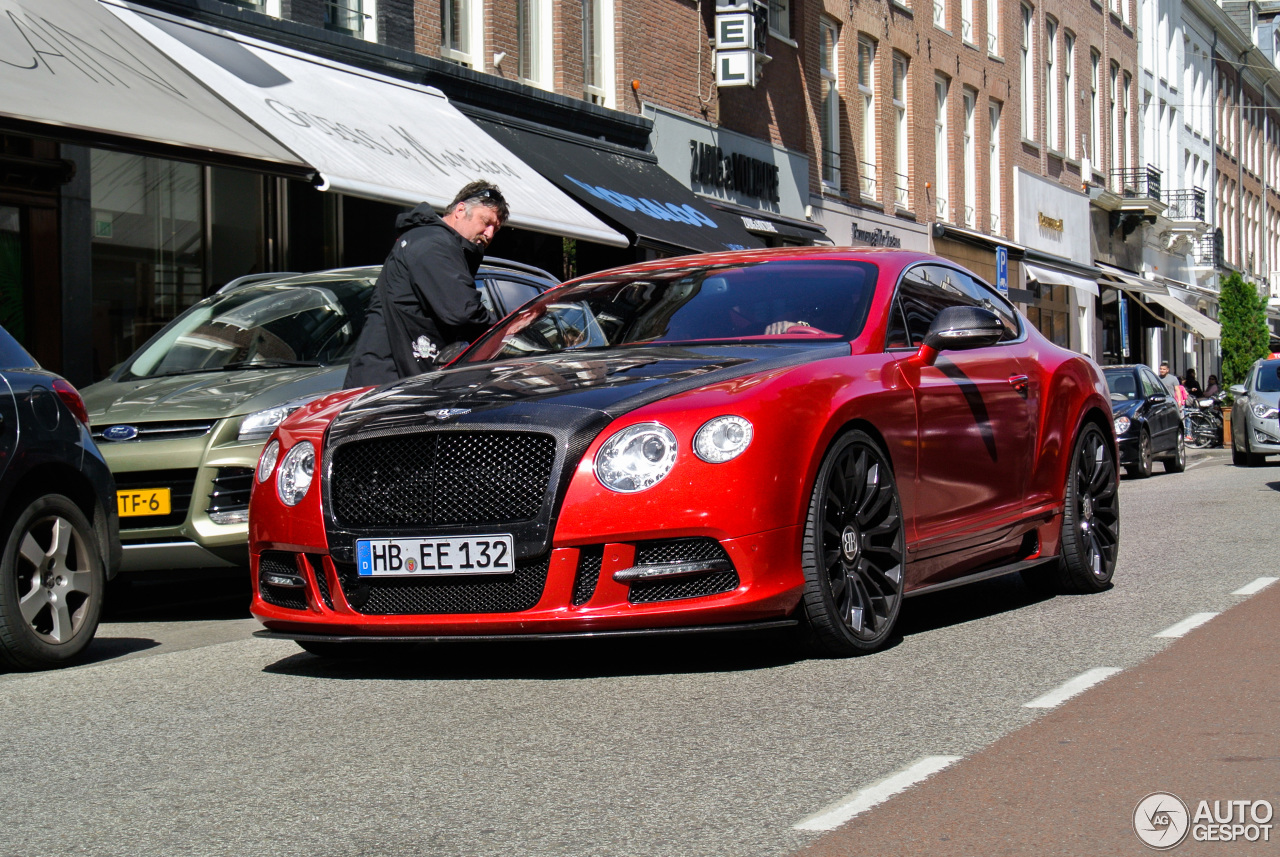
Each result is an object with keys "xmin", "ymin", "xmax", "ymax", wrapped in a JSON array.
[{"xmin": 247, "ymin": 248, "xmax": 1114, "ymax": 640}]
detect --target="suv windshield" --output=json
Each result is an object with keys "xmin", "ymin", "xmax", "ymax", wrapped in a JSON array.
[
  {"xmin": 463, "ymin": 259, "xmax": 878, "ymax": 362},
  {"xmin": 122, "ymin": 272, "xmax": 378, "ymax": 381}
]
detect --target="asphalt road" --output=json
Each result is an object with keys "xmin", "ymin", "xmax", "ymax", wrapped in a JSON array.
[{"xmin": 1, "ymin": 449, "xmax": 1274, "ymax": 857}]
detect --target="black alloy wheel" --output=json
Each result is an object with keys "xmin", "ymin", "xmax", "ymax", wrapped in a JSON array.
[
  {"xmin": 1128, "ymin": 428, "xmax": 1153, "ymax": 478},
  {"xmin": 799, "ymin": 431, "xmax": 905, "ymax": 656},
  {"xmin": 1056, "ymin": 423, "xmax": 1120, "ymax": 593},
  {"xmin": 1163, "ymin": 431, "xmax": 1186, "ymax": 473},
  {"xmin": 0, "ymin": 494, "xmax": 105, "ymax": 670}
]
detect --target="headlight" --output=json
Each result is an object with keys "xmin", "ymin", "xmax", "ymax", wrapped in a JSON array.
[
  {"xmin": 239, "ymin": 395, "xmax": 322, "ymax": 442},
  {"xmin": 694, "ymin": 415, "xmax": 753, "ymax": 463},
  {"xmin": 256, "ymin": 439, "xmax": 280, "ymax": 483},
  {"xmin": 275, "ymin": 441, "xmax": 316, "ymax": 506},
  {"xmin": 1252, "ymin": 402, "xmax": 1279, "ymax": 420},
  {"xmin": 1113, "ymin": 416, "xmax": 1131, "ymax": 435},
  {"xmin": 594, "ymin": 423, "xmax": 677, "ymax": 493}
]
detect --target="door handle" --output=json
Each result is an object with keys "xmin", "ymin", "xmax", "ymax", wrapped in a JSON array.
[{"xmin": 1009, "ymin": 374, "xmax": 1030, "ymax": 396}]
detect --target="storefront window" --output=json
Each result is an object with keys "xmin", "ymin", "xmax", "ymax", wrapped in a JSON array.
[
  {"xmin": 0, "ymin": 206, "xmax": 21, "ymax": 344},
  {"xmin": 1026, "ymin": 282, "xmax": 1070, "ymax": 348}
]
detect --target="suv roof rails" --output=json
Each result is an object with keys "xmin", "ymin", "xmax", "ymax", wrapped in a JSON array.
[{"xmin": 481, "ymin": 256, "xmax": 559, "ymax": 283}]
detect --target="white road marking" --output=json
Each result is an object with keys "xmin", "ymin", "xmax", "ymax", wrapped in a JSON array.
[
  {"xmin": 793, "ymin": 755, "xmax": 961, "ymax": 832},
  {"xmin": 1154, "ymin": 612, "xmax": 1219, "ymax": 638},
  {"xmin": 1023, "ymin": 667, "xmax": 1122, "ymax": 709},
  {"xmin": 1232, "ymin": 576, "xmax": 1278, "ymax": 596}
]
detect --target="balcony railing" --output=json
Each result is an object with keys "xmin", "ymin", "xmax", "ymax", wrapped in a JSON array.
[
  {"xmin": 934, "ymin": 0, "xmax": 945, "ymax": 27},
  {"xmin": 1163, "ymin": 187, "xmax": 1206, "ymax": 221},
  {"xmin": 990, "ymin": 210, "xmax": 1002, "ymax": 234},
  {"xmin": 895, "ymin": 173, "xmax": 910, "ymax": 208},
  {"xmin": 1197, "ymin": 231, "xmax": 1223, "ymax": 268},
  {"xmin": 962, "ymin": 203, "xmax": 975, "ymax": 227},
  {"xmin": 860, "ymin": 162, "xmax": 878, "ymax": 199},
  {"xmin": 1111, "ymin": 165, "xmax": 1162, "ymax": 200},
  {"xmin": 823, "ymin": 148, "xmax": 842, "ymax": 188},
  {"xmin": 987, "ymin": 29, "xmax": 998, "ymax": 54}
]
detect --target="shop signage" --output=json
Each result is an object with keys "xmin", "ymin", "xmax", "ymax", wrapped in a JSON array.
[
  {"xmin": 1119, "ymin": 295, "xmax": 1130, "ymax": 357},
  {"xmin": 1038, "ymin": 212, "xmax": 1064, "ymax": 231},
  {"xmin": 714, "ymin": 0, "xmax": 768, "ymax": 87},
  {"xmin": 851, "ymin": 221, "xmax": 902, "ymax": 248},
  {"xmin": 996, "ymin": 246, "xmax": 1009, "ymax": 294},
  {"xmin": 562, "ymin": 174, "xmax": 720, "ymax": 228},
  {"xmin": 689, "ymin": 142, "xmax": 780, "ymax": 202}
]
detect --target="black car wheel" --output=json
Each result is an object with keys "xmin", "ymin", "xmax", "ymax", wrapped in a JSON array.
[
  {"xmin": 1163, "ymin": 431, "xmax": 1186, "ymax": 473},
  {"xmin": 1056, "ymin": 423, "xmax": 1119, "ymax": 593},
  {"xmin": 1127, "ymin": 428, "xmax": 1153, "ymax": 479},
  {"xmin": 0, "ymin": 494, "xmax": 104, "ymax": 670},
  {"xmin": 799, "ymin": 431, "xmax": 905, "ymax": 656}
]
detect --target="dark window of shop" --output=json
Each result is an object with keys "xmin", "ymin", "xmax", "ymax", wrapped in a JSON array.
[
  {"xmin": 1025, "ymin": 280, "xmax": 1070, "ymax": 348},
  {"xmin": 0, "ymin": 206, "xmax": 21, "ymax": 345}
]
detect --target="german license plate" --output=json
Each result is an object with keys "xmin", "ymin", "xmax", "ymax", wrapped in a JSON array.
[
  {"xmin": 117, "ymin": 488, "xmax": 171, "ymax": 517},
  {"xmin": 356, "ymin": 535, "xmax": 515, "ymax": 577}
]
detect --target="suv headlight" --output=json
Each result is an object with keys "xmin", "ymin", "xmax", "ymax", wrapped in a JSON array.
[
  {"xmin": 1113, "ymin": 415, "xmax": 1131, "ymax": 435},
  {"xmin": 276, "ymin": 441, "xmax": 315, "ymax": 506},
  {"xmin": 239, "ymin": 395, "xmax": 322, "ymax": 442},
  {"xmin": 594, "ymin": 423, "xmax": 677, "ymax": 493},
  {"xmin": 694, "ymin": 416, "xmax": 753, "ymax": 463},
  {"xmin": 1252, "ymin": 402, "xmax": 1279, "ymax": 420}
]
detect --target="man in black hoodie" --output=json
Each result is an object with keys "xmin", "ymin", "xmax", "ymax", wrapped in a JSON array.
[{"xmin": 344, "ymin": 181, "xmax": 509, "ymax": 388}]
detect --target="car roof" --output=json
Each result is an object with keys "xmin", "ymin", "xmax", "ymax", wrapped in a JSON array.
[{"xmin": 215, "ymin": 257, "xmax": 558, "ymax": 294}]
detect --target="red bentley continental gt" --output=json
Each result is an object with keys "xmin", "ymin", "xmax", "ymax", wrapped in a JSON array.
[{"xmin": 249, "ymin": 248, "xmax": 1119, "ymax": 657}]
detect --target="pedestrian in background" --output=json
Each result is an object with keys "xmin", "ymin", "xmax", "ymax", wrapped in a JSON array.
[
  {"xmin": 1205, "ymin": 374, "xmax": 1221, "ymax": 397},
  {"xmin": 1183, "ymin": 368, "xmax": 1203, "ymax": 397},
  {"xmin": 344, "ymin": 180, "xmax": 509, "ymax": 388}
]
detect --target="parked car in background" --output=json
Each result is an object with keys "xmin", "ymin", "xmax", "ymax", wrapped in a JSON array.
[
  {"xmin": 249, "ymin": 248, "xmax": 1119, "ymax": 659},
  {"xmin": 82, "ymin": 259, "xmax": 558, "ymax": 573},
  {"xmin": 1229, "ymin": 357, "xmax": 1280, "ymax": 466},
  {"xmin": 0, "ymin": 325, "xmax": 119, "ymax": 670},
  {"xmin": 1102, "ymin": 364, "xmax": 1186, "ymax": 478}
]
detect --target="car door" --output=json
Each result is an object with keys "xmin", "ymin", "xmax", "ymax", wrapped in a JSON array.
[
  {"xmin": 892, "ymin": 265, "xmax": 1035, "ymax": 564},
  {"xmin": 1138, "ymin": 366, "xmax": 1179, "ymax": 454}
]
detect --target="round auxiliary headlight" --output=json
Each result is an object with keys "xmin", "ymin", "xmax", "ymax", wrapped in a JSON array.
[
  {"xmin": 594, "ymin": 423, "xmax": 677, "ymax": 493},
  {"xmin": 257, "ymin": 439, "xmax": 281, "ymax": 484},
  {"xmin": 275, "ymin": 441, "xmax": 316, "ymax": 506},
  {"xmin": 1113, "ymin": 416, "xmax": 1131, "ymax": 436},
  {"xmin": 694, "ymin": 415, "xmax": 754, "ymax": 463}
]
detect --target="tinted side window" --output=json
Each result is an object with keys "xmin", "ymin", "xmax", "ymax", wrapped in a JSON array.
[
  {"xmin": 487, "ymin": 278, "xmax": 544, "ymax": 316},
  {"xmin": 1139, "ymin": 369, "xmax": 1162, "ymax": 397},
  {"xmin": 953, "ymin": 272, "xmax": 1021, "ymax": 340},
  {"xmin": 889, "ymin": 266, "xmax": 973, "ymax": 348}
]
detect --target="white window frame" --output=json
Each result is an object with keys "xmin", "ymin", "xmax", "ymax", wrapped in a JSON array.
[
  {"xmin": 893, "ymin": 52, "xmax": 910, "ymax": 208},
  {"xmin": 859, "ymin": 36, "xmax": 878, "ymax": 200},
  {"xmin": 1045, "ymin": 17, "xmax": 1058, "ymax": 151},
  {"xmin": 1089, "ymin": 49, "xmax": 1101, "ymax": 169},
  {"xmin": 963, "ymin": 88, "xmax": 977, "ymax": 227},
  {"xmin": 936, "ymin": 74, "xmax": 950, "ymax": 221},
  {"xmin": 581, "ymin": 0, "xmax": 615, "ymax": 106},
  {"xmin": 987, "ymin": 0, "xmax": 999, "ymax": 55},
  {"xmin": 1064, "ymin": 31, "xmax": 1076, "ymax": 159},
  {"xmin": 935, "ymin": 0, "xmax": 947, "ymax": 29},
  {"xmin": 769, "ymin": 0, "xmax": 791, "ymax": 40},
  {"xmin": 517, "ymin": 0, "xmax": 553, "ymax": 89},
  {"xmin": 1021, "ymin": 4, "xmax": 1034, "ymax": 140},
  {"xmin": 962, "ymin": 0, "xmax": 974, "ymax": 43},
  {"xmin": 820, "ymin": 17, "xmax": 842, "ymax": 189},
  {"xmin": 441, "ymin": 0, "xmax": 483, "ymax": 68},
  {"xmin": 989, "ymin": 100, "xmax": 1003, "ymax": 233}
]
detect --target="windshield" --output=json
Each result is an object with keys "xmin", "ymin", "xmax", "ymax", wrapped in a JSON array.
[
  {"xmin": 122, "ymin": 272, "xmax": 378, "ymax": 380},
  {"xmin": 462, "ymin": 259, "xmax": 878, "ymax": 362},
  {"xmin": 1255, "ymin": 361, "xmax": 1280, "ymax": 393},
  {"xmin": 1104, "ymin": 370, "xmax": 1139, "ymax": 402}
]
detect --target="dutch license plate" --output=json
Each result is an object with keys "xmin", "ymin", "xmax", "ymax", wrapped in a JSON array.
[
  {"xmin": 356, "ymin": 535, "xmax": 515, "ymax": 577},
  {"xmin": 116, "ymin": 488, "xmax": 171, "ymax": 517}
]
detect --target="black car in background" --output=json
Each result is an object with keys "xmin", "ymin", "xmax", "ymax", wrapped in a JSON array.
[
  {"xmin": 1103, "ymin": 364, "xmax": 1186, "ymax": 478},
  {"xmin": 0, "ymin": 326, "xmax": 120, "ymax": 669}
]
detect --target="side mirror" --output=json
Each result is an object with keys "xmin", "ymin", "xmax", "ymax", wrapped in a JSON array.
[
  {"xmin": 1230, "ymin": 384, "xmax": 1247, "ymax": 396},
  {"xmin": 911, "ymin": 306, "xmax": 1004, "ymax": 366},
  {"xmin": 1147, "ymin": 392, "xmax": 1168, "ymax": 404}
]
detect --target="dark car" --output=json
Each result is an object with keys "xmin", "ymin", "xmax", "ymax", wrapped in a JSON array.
[
  {"xmin": 249, "ymin": 248, "xmax": 1119, "ymax": 659},
  {"xmin": 0, "ymin": 326, "xmax": 120, "ymax": 669},
  {"xmin": 81, "ymin": 259, "xmax": 557, "ymax": 573},
  {"xmin": 1103, "ymin": 364, "xmax": 1186, "ymax": 478}
]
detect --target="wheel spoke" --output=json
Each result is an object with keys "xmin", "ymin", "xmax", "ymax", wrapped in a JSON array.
[
  {"xmin": 18, "ymin": 586, "xmax": 49, "ymax": 625},
  {"xmin": 62, "ymin": 568, "xmax": 95, "ymax": 597},
  {"xmin": 49, "ymin": 518, "xmax": 73, "ymax": 569},
  {"xmin": 18, "ymin": 532, "xmax": 46, "ymax": 570},
  {"xmin": 48, "ymin": 595, "xmax": 74, "ymax": 642}
]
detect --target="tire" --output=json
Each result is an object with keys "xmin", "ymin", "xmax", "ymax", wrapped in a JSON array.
[
  {"xmin": 798, "ymin": 431, "xmax": 905, "ymax": 656},
  {"xmin": 1127, "ymin": 428, "xmax": 1153, "ymax": 479},
  {"xmin": 0, "ymin": 494, "xmax": 105, "ymax": 670},
  {"xmin": 1162, "ymin": 431, "xmax": 1186, "ymax": 473},
  {"xmin": 1055, "ymin": 423, "xmax": 1120, "ymax": 593},
  {"xmin": 1245, "ymin": 432, "xmax": 1265, "ymax": 467}
]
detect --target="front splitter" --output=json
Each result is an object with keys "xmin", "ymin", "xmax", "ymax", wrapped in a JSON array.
[{"xmin": 254, "ymin": 618, "xmax": 799, "ymax": 645}]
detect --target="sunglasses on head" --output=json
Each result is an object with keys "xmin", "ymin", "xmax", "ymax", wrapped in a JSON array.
[{"xmin": 472, "ymin": 187, "xmax": 506, "ymax": 205}]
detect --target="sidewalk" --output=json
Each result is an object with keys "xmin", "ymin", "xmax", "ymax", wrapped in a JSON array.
[{"xmin": 794, "ymin": 574, "xmax": 1280, "ymax": 856}]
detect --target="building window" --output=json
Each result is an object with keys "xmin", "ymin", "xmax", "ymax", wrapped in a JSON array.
[
  {"xmin": 1089, "ymin": 49, "xmax": 1101, "ymax": 170},
  {"xmin": 325, "ymin": 0, "xmax": 376, "ymax": 41},
  {"xmin": 441, "ymin": 0, "xmax": 478, "ymax": 66},
  {"xmin": 963, "ymin": 88, "xmax": 977, "ymax": 227},
  {"xmin": 936, "ymin": 74, "xmax": 950, "ymax": 221},
  {"xmin": 962, "ymin": 0, "xmax": 974, "ymax": 42},
  {"xmin": 1122, "ymin": 71, "xmax": 1132, "ymax": 170},
  {"xmin": 1021, "ymin": 4, "xmax": 1034, "ymax": 139},
  {"xmin": 582, "ymin": 0, "xmax": 612, "ymax": 105},
  {"xmin": 859, "ymin": 37, "xmax": 878, "ymax": 199},
  {"xmin": 1045, "ymin": 18, "xmax": 1058, "ymax": 151},
  {"xmin": 989, "ymin": 100, "xmax": 1003, "ymax": 233},
  {"xmin": 820, "ymin": 18, "xmax": 842, "ymax": 188},
  {"xmin": 1064, "ymin": 32, "xmax": 1076, "ymax": 159},
  {"xmin": 987, "ymin": 0, "xmax": 999, "ymax": 54},
  {"xmin": 769, "ymin": 0, "xmax": 790, "ymax": 39},
  {"xmin": 935, "ymin": 0, "xmax": 946, "ymax": 29},
  {"xmin": 517, "ymin": 0, "xmax": 552, "ymax": 88},
  {"xmin": 894, "ymin": 52, "xmax": 910, "ymax": 208},
  {"xmin": 1110, "ymin": 61, "xmax": 1121, "ymax": 183}
]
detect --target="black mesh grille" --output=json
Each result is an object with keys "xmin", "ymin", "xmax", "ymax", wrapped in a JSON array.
[
  {"xmin": 635, "ymin": 537, "xmax": 730, "ymax": 565},
  {"xmin": 628, "ymin": 570, "xmax": 740, "ymax": 604},
  {"xmin": 329, "ymin": 431, "xmax": 557, "ymax": 527},
  {"xmin": 259, "ymin": 551, "xmax": 308, "ymax": 611},
  {"xmin": 334, "ymin": 555, "xmax": 550, "ymax": 615},
  {"xmin": 208, "ymin": 467, "xmax": 254, "ymax": 514},
  {"xmin": 305, "ymin": 553, "xmax": 333, "ymax": 609},
  {"xmin": 572, "ymin": 546, "xmax": 604, "ymax": 606},
  {"xmin": 114, "ymin": 469, "xmax": 198, "ymax": 530}
]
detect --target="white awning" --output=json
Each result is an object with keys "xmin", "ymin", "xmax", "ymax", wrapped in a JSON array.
[
  {"xmin": 1095, "ymin": 263, "xmax": 1168, "ymax": 295},
  {"xmin": 1144, "ymin": 292, "xmax": 1221, "ymax": 340},
  {"xmin": 105, "ymin": 1, "xmax": 628, "ymax": 247},
  {"xmin": 0, "ymin": 0, "xmax": 306, "ymax": 170},
  {"xmin": 1024, "ymin": 262, "xmax": 1100, "ymax": 297}
]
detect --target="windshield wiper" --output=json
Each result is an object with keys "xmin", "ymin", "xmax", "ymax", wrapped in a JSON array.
[{"xmin": 220, "ymin": 359, "xmax": 325, "ymax": 370}]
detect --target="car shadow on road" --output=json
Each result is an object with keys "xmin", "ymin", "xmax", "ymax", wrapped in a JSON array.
[
  {"xmin": 894, "ymin": 571, "xmax": 1052, "ymax": 640},
  {"xmin": 102, "ymin": 568, "xmax": 252, "ymax": 623}
]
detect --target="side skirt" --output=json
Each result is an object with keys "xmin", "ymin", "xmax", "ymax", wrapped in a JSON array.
[{"xmin": 903, "ymin": 556, "xmax": 1059, "ymax": 599}]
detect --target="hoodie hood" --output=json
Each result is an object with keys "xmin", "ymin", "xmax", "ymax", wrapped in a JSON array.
[{"xmin": 397, "ymin": 203, "xmax": 485, "ymax": 272}]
